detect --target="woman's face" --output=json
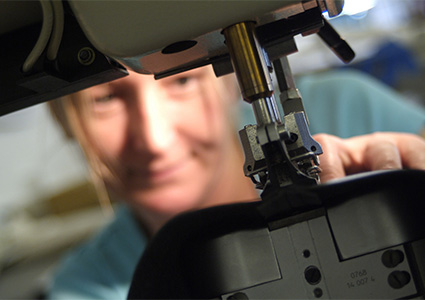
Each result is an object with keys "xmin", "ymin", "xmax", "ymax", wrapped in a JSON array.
[{"xmin": 83, "ymin": 67, "xmax": 238, "ymax": 216}]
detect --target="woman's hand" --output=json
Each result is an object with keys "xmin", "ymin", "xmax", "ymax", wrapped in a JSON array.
[{"xmin": 313, "ymin": 132, "xmax": 425, "ymax": 183}]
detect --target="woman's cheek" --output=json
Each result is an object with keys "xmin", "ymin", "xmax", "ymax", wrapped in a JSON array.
[
  {"xmin": 88, "ymin": 118, "xmax": 127, "ymax": 158},
  {"xmin": 182, "ymin": 100, "xmax": 225, "ymax": 142}
]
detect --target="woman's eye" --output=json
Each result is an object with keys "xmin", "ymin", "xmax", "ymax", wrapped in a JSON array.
[
  {"xmin": 175, "ymin": 77, "xmax": 190, "ymax": 85},
  {"xmin": 91, "ymin": 94, "xmax": 124, "ymax": 117},
  {"xmin": 95, "ymin": 94, "xmax": 116, "ymax": 103},
  {"xmin": 163, "ymin": 75, "xmax": 201, "ymax": 99}
]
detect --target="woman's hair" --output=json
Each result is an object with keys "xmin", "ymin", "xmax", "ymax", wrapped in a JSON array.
[{"xmin": 49, "ymin": 91, "xmax": 114, "ymax": 215}]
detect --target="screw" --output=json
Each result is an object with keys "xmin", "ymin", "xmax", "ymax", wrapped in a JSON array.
[
  {"xmin": 305, "ymin": 266, "xmax": 321, "ymax": 285},
  {"xmin": 78, "ymin": 47, "xmax": 95, "ymax": 65},
  {"xmin": 382, "ymin": 250, "xmax": 404, "ymax": 268},
  {"xmin": 388, "ymin": 271, "xmax": 411, "ymax": 289}
]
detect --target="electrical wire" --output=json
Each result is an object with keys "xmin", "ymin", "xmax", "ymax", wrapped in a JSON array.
[
  {"xmin": 47, "ymin": 0, "xmax": 64, "ymax": 61},
  {"xmin": 22, "ymin": 0, "xmax": 54, "ymax": 73}
]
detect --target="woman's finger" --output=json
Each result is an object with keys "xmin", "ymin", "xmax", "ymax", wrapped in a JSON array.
[
  {"xmin": 313, "ymin": 134, "xmax": 348, "ymax": 183},
  {"xmin": 313, "ymin": 132, "xmax": 425, "ymax": 183}
]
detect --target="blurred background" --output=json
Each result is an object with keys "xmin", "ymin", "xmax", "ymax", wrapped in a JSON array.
[{"xmin": 1, "ymin": 0, "xmax": 425, "ymax": 298}]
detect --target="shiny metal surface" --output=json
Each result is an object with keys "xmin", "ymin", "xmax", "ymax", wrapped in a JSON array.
[
  {"xmin": 252, "ymin": 97, "xmax": 279, "ymax": 125},
  {"xmin": 223, "ymin": 22, "xmax": 274, "ymax": 103}
]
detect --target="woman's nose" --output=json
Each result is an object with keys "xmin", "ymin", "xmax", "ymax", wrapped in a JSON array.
[{"xmin": 130, "ymin": 88, "xmax": 177, "ymax": 155}]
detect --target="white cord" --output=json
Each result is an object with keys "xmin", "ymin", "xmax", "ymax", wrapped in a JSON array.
[
  {"xmin": 47, "ymin": 0, "xmax": 64, "ymax": 61},
  {"xmin": 22, "ymin": 0, "xmax": 54, "ymax": 73}
]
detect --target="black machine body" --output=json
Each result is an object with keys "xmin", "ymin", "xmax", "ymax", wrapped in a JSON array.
[{"xmin": 128, "ymin": 169, "xmax": 425, "ymax": 299}]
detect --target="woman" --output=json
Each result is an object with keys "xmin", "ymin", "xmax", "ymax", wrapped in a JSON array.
[{"xmin": 47, "ymin": 66, "xmax": 425, "ymax": 299}]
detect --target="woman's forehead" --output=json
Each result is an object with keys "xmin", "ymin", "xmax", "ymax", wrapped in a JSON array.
[
  {"xmin": 89, "ymin": 66, "xmax": 215, "ymax": 90},
  {"xmin": 87, "ymin": 75, "xmax": 137, "ymax": 94}
]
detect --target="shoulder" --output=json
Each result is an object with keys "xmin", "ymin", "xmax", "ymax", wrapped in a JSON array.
[
  {"xmin": 297, "ymin": 69, "xmax": 394, "ymax": 100},
  {"xmin": 47, "ymin": 205, "xmax": 147, "ymax": 299},
  {"xmin": 297, "ymin": 69, "xmax": 422, "ymax": 110}
]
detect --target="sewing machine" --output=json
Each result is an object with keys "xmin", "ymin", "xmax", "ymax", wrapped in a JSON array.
[{"xmin": 1, "ymin": 1, "xmax": 425, "ymax": 298}]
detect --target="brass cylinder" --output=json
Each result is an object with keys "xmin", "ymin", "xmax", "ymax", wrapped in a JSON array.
[{"xmin": 223, "ymin": 22, "xmax": 274, "ymax": 103}]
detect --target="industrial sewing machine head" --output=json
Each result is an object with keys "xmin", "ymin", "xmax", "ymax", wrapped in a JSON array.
[
  {"xmin": 2, "ymin": 1, "xmax": 425, "ymax": 299},
  {"xmin": 2, "ymin": 0, "xmax": 351, "ymax": 200}
]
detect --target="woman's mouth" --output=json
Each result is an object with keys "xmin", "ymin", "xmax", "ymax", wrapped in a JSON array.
[{"xmin": 127, "ymin": 159, "xmax": 189, "ymax": 184}]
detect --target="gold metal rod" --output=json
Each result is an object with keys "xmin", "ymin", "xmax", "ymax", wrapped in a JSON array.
[{"xmin": 223, "ymin": 22, "xmax": 274, "ymax": 103}]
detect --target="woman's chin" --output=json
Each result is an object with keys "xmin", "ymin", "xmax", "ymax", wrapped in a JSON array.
[{"xmin": 128, "ymin": 188, "xmax": 203, "ymax": 217}]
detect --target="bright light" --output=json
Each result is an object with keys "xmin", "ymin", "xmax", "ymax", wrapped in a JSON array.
[{"xmin": 342, "ymin": 0, "xmax": 377, "ymax": 16}]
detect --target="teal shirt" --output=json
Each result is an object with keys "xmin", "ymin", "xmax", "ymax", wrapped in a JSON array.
[
  {"xmin": 47, "ymin": 206, "xmax": 147, "ymax": 300},
  {"xmin": 47, "ymin": 69, "xmax": 425, "ymax": 300},
  {"xmin": 299, "ymin": 70, "xmax": 425, "ymax": 138}
]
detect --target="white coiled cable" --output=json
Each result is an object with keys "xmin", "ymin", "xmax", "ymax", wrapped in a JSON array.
[
  {"xmin": 47, "ymin": 0, "xmax": 64, "ymax": 61},
  {"xmin": 22, "ymin": 0, "xmax": 65, "ymax": 72}
]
